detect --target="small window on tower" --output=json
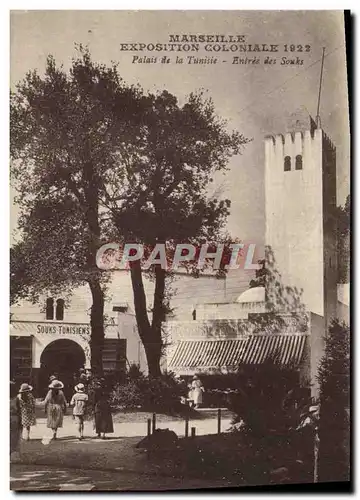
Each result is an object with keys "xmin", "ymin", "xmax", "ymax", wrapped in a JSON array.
[
  {"xmin": 284, "ymin": 156, "xmax": 291, "ymax": 171},
  {"xmin": 192, "ymin": 309, "xmax": 196, "ymax": 320},
  {"xmin": 56, "ymin": 299, "xmax": 65, "ymax": 321},
  {"xmin": 46, "ymin": 298, "xmax": 54, "ymax": 320},
  {"xmin": 295, "ymin": 154, "xmax": 303, "ymax": 170}
]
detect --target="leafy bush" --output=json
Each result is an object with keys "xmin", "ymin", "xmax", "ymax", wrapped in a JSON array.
[
  {"xmin": 226, "ymin": 360, "xmax": 310, "ymax": 437},
  {"xmin": 127, "ymin": 363, "xmax": 144, "ymax": 381},
  {"xmin": 111, "ymin": 380, "xmax": 143, "ymax": 409},
  {"xmin": 111, "ymin": 370, "xmax": 188, "ymax": 413}
]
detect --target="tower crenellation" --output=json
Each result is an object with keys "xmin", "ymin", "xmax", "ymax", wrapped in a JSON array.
[{"xmin": 265, "ymin": 112, "xmax": 337, "ymax": 322}]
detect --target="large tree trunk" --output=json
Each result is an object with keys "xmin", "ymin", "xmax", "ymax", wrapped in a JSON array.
[
  {"xmin": 84, "ymin": 170, "xmax": 105, "ymax": 376},
  {"xmin": 89, "ymin": 279, "xmax": 105, "ymax": 376},
  {"xmin": 151, "ymin": 265, "xmax": 166, "ymax": 372},
  {"xmin": 130, "ymin": 260, "xmax": 162, "ymax": 377}
]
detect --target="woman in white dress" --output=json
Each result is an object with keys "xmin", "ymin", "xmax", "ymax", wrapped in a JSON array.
[{"xmin": 191, "ymin": 375, "xmax": 204, "ymax": 409}]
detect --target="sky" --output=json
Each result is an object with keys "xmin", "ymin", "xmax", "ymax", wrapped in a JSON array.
[{"xmin": 10, "ymin": 10, "xmax": 350, "ymax": 248}]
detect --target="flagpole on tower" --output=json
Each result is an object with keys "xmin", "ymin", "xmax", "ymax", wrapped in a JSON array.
[{"xmin": 316, "ymin": 47, "xmax": 326, "ymax": 129}]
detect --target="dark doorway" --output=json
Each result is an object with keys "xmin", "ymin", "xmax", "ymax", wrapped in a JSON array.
[{"xmin": 40, "ymin": 339, "xmax": 86, "ymax": 400}]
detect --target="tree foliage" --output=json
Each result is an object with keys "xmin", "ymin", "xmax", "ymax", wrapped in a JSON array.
[
  {"xmin": 248, "ymin": 246, "xmax": 308, "ymax": 334},
  {"xmin": 104, "ymin": 88, "xmax": 249, "ymax": 376},
  {"xmin": 335, "ymin": 194, "xmax": 350, "ymax": 283},
  {"xmin": 10, "ymin": 46, "xmax": 147, "ymax": 373},
  {"xmin": 317, "ymin": 320, "xmax": 350, "ymax": 482},
  {"xmin": 10, "ymin": 197, "xmax": 91, "ymax": 304},
  {"xmin": 10, "ymin": 45, "xmax": 250, "ymax": 376}
]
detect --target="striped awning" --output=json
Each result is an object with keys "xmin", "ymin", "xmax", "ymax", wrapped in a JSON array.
[{"xmin": 169, "ymin": 335, "xmax": 307, "ymax": 371}]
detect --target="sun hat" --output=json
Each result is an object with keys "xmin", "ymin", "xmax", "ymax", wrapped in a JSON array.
[
  {"xmin": 48, "ymin": 380, "xmax": 64, "ymax": 389},
  {"xmin": 19, "ymin": 383, "xmax": 33, "ymax": 393},
  {"xmin": 75, "ymin": 383, "xmax": 85, "ymax": 393}
]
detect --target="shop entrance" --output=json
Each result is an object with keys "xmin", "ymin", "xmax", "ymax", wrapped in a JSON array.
[{"xmin": 39, "ymin": 339, "xmax": 86, "ymax": 399}]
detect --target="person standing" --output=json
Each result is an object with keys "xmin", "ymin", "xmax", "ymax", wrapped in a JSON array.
[
  {"xmin": 10, "ymin": 381, "xmax": 21, "ymax": 459},
  {"xmin": 44, "ymin": 380, "xmax": 67, "ymax": 440},
  {"xmin": 191, "ymin": 375, "xmax": 205, "ymax": 409},
  {"xmin": 70, "ymin": 383, "xmax": 88, "ymax": 440},
  {"xmin": 93, "ymin": 380, "xmax": 114, "ymax": 439},
  {"xmin": 187, "ymin": 382, "xmax": 194, "ymax": 407},
  {"xmin": 16, "ymin": 383, "xmax": 36, "ymax": 440}
]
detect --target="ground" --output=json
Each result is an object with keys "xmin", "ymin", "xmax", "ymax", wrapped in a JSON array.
[
  {"xmin": 10, "ymin": 410, "xmax": 234, "ymax": 491},
  {"xmin": 11, "ymin": 465, "xmax": 231, "ymax": 491}
]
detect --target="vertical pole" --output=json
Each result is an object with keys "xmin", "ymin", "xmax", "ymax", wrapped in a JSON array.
[
  {"xmin": 191, "ymin": 427, "xmax": 196, "ymax": 439},
  {"xmin": 217, "ymin": 408, "xmax": 221, "ymax": 435},
  {"xmin": 316, "ymin": 47, "xmax": 326, "ymax": 128},
  {"xmin": 314, "ymin": 430, "xmax": 319, "ymax": 482},
  {"xmin": 185, "ymin": 414, "xmax": 189, "ymax": 438},
  {"xmin": 152, "ymin": 412, "xmax": 156, "ymax": 433},
  {"xmin": 147, "ymin": 418, "xmax": 151, "ymax": 437}
]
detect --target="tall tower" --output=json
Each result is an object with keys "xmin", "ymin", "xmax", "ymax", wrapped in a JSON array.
[{"xmin": 264, "ymin": 110, "xmax": 338, "ymax": 329}]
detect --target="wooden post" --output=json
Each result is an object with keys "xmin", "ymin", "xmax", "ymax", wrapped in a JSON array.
[
  {"xmin": 314, "ymin": 428, "xmax": 320, "ymax": 482},
  {"xmin": 185, "ymin": 415, "xmax": 189, "ymax": 438},
  {"xmin": 191, "ymin": 427, "xmax": 196, "ymax": 439},
  {"xmin": 152, "ymin": 412, "xmax": 156, "ymax": 433},
  {"xmin": 147, "ymin": 418, "xmax": 151, "ymax": 437},
  {"xmin": 217, "ymin": 408, "xmax": 221, "ymax": 435}
]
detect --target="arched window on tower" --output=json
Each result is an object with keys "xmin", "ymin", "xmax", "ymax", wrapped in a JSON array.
[
  {"xmin": 295, "ymin": 154, "xmax": 303, "ymax": 170},
  {"xmin": 46, "ymin": 298, "xmax": 54, "ymax": 320},
  {"xmin": 192, "ymin": 309, "xmax": 196, "ymax": 320},
  {"xmin": 284, "ymin": 156, "xmax": 291, "ymax": 171},
  {"xmin": 56, "ymin": 299, "xmax": 65, "ymax": 321}
]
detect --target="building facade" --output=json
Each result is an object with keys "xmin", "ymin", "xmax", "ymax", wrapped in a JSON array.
[
  {"xmin": 166, "ymin": 111, "xmax": 348, "ymax": 398},
  {"xmin": 10, "ymin": 269, "xmax": 251, "ymax": 395}
]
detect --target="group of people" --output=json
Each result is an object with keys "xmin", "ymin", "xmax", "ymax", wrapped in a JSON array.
[{"xmin": 10, "ymin": 373, "xmax": 114, "ymax": 456}]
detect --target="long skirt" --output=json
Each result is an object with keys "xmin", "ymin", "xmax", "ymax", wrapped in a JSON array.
[
  {"xmin": 46, "ymin": 404, "xmax": 64, "ymax": 430},
  {"xmin": 192, "ymin": 388, "xmax": 203, "ymax": 406},
  {"xmin": 94, "ymin": 404, "xmax": 114, "ymax": 434}
]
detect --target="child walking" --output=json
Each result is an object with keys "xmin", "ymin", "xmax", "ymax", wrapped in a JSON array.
[
  {"xmin": 16, "ymin": 383, "xmax": 36, "ymax": 440},
  {"xmin": 70, "ymin": 383, "xmax": 88, "ymax": 440}
]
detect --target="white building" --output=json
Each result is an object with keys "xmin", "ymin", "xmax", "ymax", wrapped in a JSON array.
[
  {"xmin": 10, "ymin": 110, "xmax": 348, "ymax": 398},
  {"xmin": 10, "ymin": 268, "xmax": 251, "ymax": 395},
  {"xmin": 166, "ymin": 111, "xmax": 349, "ymax": 398}
]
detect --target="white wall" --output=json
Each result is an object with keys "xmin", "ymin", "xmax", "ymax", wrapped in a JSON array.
[
  {"xmin": 11, "ymin": 269, "xmax": 251, "ymax": 324},
  {"xmin": 265, "ymin": 129, "xmax": 324, "ymax": 316},
  {"xmin": 196, "ymin": 301, "xmax": 265, "ymax": 320}
]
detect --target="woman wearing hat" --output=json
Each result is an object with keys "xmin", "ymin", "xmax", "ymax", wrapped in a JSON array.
[
  {"xmin": 44, "ymin": 380, "xmax": 67, "ymax": 440},
  {"xmin": 16, "ymin": 383, "xmax": 36, "ymax": 441},
  {"xmin": 70, "ymin": 383, "xmax": 89, "ymax": 440},
  {"xmin": 190, "ymin": 375, "xmax": 205, "ymax": 409}
]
